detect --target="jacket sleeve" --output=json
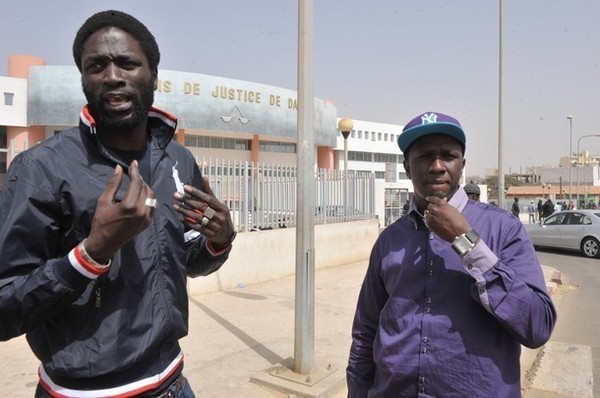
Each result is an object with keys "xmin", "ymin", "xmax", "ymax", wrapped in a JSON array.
[
  {"xmin": 0, "ymin": 157, "xmax": 93, "ymax": 341},
  {"xmin": 182, "ymin": 231, "xmax": 229, "ymax": 277},
  {"xmin": 346, "ymin": 245, "xmax": 387, "ymax": 397},
  {"xmin": 182, "ymin": 160, "xmax": 231, "ymax": 278},
  {"xmin": 464, "ymin": 220, "xmax": 557, "ymax": 349}
]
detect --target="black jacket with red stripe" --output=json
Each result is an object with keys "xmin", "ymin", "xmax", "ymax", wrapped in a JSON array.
[{"xmin": 0, "ymin": 106, "xmax": 229, "ymax": 392}]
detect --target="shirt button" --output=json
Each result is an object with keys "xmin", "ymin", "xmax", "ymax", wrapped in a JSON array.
[
  {"xmin": 426, "ymin": 307, "xmax": 431, "ymax": 313},
  {"xmin": 419, "ymin": 376, "xmax": 426, "ymax": 383},
  {"xmin": 423, "ymin": 336, "xmax": 429, "ymax": 343},
  {"xmin": 428, "ymin": 260, "xmax": 433, "ymax": 266},
  {"xmin": 426, "ymin": 297, "xmax": 432, "ymax": 304},
  {"xmin": 467, "ymin": 264, "xmax": 473, "ymax": 269},
  {"xmin": 421, "ymin": 347, "xmax": 428, "ymax": 353},
  {"xmin": 420, "ymin": 386, "xmax": 425, "ymax": 393}
]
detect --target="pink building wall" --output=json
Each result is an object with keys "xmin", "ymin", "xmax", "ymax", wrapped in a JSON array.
[{"xmin": 6, "ymin": 55, "xmax": 46, "ymax": 166}]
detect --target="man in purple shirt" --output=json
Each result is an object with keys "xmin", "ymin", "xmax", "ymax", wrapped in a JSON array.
[{"xmin": 346, "ymin": 112, "xmax": 556, "ymax": 397}]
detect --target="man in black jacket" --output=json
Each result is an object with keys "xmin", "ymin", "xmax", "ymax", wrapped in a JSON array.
[{"xmin": 0, "ymin": 10, "xmax": 235, "ymax": 398}]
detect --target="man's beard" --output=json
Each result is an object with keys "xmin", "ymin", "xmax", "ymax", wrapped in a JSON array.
[{"xmin": 83, "ymin": 82, "xmax": 154, "ymax": 133}]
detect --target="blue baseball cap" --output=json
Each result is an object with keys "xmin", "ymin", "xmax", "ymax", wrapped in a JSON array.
[{"xmin": 398, "ymin": 111, "xmax": 466, "ymax": 153}]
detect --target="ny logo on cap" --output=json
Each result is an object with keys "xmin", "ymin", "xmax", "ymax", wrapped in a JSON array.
[{"xmin": 421, "ymin": 113, "xmax": 438, "ymax": 125}]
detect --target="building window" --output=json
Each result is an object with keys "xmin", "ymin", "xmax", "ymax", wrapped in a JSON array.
[
  {"xmin": 184, "ymin": 135, "xmax": 250, "ymax": 150},
  {"xmin": 357, "ymin": 130, "xmax": 362, "ymax": 139},
  {"xmin": 3, "ymin": 92, "xmax": 14, "ymax": 106},
  {"xmin": 351, "ymin": 130, "xmax": 356, "ymax": 138},
  {"xmin": 0, "ymin": 125, "xmax": 6, "ymax": 148},
  {"xmin": 374, "ymin": 153, "xmax": 398, "ymax": 163},
  {"xmin": 185, "ymin": 135, "xmax": 197, "ymax": 147},
  {"xmin": 260, "ymin": 141, "xmax": 296, "ymax": 153},
  {"xmin": 348, "ymin": 151, "xmax": 372, "ymax": 162},
  {"xmin": 378, "ymin": 132, "xmax": 382, "ymax": 141},
  {"xmin": 234, "ymin": 139, "xmax": 249, "ymax": 150}
]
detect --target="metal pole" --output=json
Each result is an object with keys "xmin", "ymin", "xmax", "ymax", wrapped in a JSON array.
[
  {"xmin": 497, "ymin": 0, "xmax": 505, "ymax": 208},
  {"xmin": 344, "ymin": 136, "xmax": 348, "ymax": 220},
  {"xmin": 577, "ymin": 138, "xmax": 580, "ymax": 207},
  {"xmin": 567, "ymin": 115, "xmax": 573, "ymax": 204},
  {"xmin": 294, "ymin": 0, "xmax": 315, "ymax": 375}
]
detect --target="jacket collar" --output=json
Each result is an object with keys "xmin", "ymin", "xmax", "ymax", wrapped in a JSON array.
[{"xmin": 78, "ymin": 105, "xmax": 178, "ymax": 150}]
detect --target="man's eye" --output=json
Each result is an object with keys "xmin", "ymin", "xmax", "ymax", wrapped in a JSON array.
[
  {"xmin": 85, "ymin": 62, "xmax": 104, "ymax": 72},
  {"xmin": 118, "ymin": 60, "xmax": 139, "ymax": 69}
]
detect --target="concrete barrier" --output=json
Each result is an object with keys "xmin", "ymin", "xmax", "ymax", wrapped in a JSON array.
[{"xmin": 187, "ymin": 218, "xmax": 380, "ymax": 295}]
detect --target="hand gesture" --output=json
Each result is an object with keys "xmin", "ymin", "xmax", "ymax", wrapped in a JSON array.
[
  {"xmin": 424, "ymin": 195, "xmax": 471, "ymax": 242},
  {"xmin": 173, "ymin": 177, "xmax": 235, "ymax": 248},
  {"xmin": 84, "ymin": 161, "xmax": 156, "ymax": 263}
]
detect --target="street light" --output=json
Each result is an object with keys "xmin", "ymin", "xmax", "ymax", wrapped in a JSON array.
[
  {"xmin": 576, "ymin": 134, "xmax": 600, "ymax": 207},
  {"xmin": 497, "ymin": 0, "xmax": 505, "ymax": 209},
  {"xmin": 567, "ymin": 115, "xmax": 573, "ymax": 204},
  {"xmin": 337, "ymin": 118, "xmax": 353, "ymax": 219},
  {"xmin": 542, "ymin": 183, "xmax": 552, "ymax": 199}
]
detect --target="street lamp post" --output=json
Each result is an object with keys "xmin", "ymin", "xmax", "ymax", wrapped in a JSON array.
[
  {"xmin": 567, "ymin": 115, "xmax": 573, "ymax": 204},
  {"xmin": 543, "ymin": 183, "xmax": 552, "ymax": 199},
  {"xmin": 337, "ymin": 118, "xmax": 353, "ymax": 220},
  {"xmin": 576, "ymin": 134, "xmax": 600, "ymax": 207},
  {"xmin": 497, "ymin": 0, "xmax": 505, "ymax": 209}
]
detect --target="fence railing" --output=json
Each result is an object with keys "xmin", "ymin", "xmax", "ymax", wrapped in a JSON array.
[{"xmin": 196, "ymin": 158, "xmax": 376, "ymax": 232}]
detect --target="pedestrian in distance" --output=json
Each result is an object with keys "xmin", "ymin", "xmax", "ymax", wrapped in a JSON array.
[
  {"xmin": 511, "ymin": 197, "xmax": 520, "ymax": 218},
  {"xmin": 528, "ymin": 200, "xmax": 537, "ymax": 223},
  {"xmin": 542, "ymin": 198, "xmax": 554, "ymax": 220},
  {"xmin": 402, "ymin": 199, "xmax": 410, "ymax": 215},
  {"xmin": 0, "ymin": 10, "xmax": 236, "ymax": 398},
  {"xmin": 537, "ymin": 198, "xmax": 544, "ymax": 222},
  {"xmin": 554, "ymin": 201, "xmax": 563, "ymax": 213},
  {"xmin": 463, "ymin": 180, "xmax": 481, "ymax": 201},
  {"xmin": 346, "ymin": 111, "xmax": 556, "ymax": 397}
]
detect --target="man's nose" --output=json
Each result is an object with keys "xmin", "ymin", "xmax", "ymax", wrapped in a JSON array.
[
  {"xmin": 429, "ymin": 157, "xmax": 445, "ymax": 171},
  {"xmin": 103, "ymin": 63, "xmax": 124, "ymax": 83}
]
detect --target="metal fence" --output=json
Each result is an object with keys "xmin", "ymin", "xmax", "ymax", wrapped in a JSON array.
[{"xmin": 196, "ymin": 158, "xmax": 376, "ymax": 232}]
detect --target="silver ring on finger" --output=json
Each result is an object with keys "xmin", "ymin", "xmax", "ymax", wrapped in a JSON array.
[
  {"xmin": 145, "ymin": 198, "xmax": 158, "ymax": 208},
  {"xmin": 204, "ymin": 207, "xmax": 216, "ymax": 220},
  {"xmin": 201, "ymin": 216, "xmax": 210, "ymax": 226}
]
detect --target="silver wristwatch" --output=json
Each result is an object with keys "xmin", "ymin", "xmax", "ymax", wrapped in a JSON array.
[{"xmin": 451, "ymin": 230, "xmax": 480, "ymax": 256}]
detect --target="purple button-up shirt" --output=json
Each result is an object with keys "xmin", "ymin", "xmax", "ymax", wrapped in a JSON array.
[{"xmin": 347, "ymin": 188, "xmax": 556, "ymax": 397}]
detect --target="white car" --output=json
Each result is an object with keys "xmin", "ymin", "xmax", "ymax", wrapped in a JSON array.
[{"xmin": 524, "ymin": 210, "xmax": 600, "ymax": 258}]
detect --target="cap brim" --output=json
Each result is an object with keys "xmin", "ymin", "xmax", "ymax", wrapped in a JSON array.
[{"xmin": 398, "ymin": 123, "xmax": 465, "ymax": 153}]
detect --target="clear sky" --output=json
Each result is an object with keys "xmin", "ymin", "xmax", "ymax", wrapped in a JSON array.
[{"xmin": 1, "ymin": 0, "xmax": 599, "ymax": 177}]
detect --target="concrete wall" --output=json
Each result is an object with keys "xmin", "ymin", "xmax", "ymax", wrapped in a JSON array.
[{"xmin": 187, "ymin": 218, "xmax": 379, "ymax": 295}]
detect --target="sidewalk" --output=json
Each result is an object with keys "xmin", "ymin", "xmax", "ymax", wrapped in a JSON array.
[{"xmin": 2, "ymin": 261, "xmax": 560, "ymax": 398}]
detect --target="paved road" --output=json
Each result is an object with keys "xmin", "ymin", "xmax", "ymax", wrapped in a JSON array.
[
  {"xmin": 2, "ymin": 258, "xmax": 564, "ymax": 398},
  {"xmin": 522, "ymin": 248, "xmax": 600, "ymax": 398}
]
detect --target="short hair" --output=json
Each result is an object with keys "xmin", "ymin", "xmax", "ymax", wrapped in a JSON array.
[
  {"xmin": 463, "ymin": 182, "xmax": 480, "ymax": 195},
  {"xmin": 72, "ymin": 10, "xmax": 160, "ymax": 73}
]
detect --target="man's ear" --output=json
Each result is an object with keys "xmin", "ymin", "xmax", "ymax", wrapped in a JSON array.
[
  {"xmin": 152, "ymin": 69, "xmax": 158, "ymax": 90},
  {"xmin": 404, "ymin": 160, "xmax": 411, "ymax": 179}
]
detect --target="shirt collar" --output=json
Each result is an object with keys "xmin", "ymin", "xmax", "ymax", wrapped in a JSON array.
[{"xmin": 407, "ymin": 187, "xmax": 468, "ymax": 229}]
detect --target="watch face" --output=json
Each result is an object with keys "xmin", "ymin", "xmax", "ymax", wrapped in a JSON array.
[{"xmin": 454, "ymin": 238, "xmax": 472, "ymax": 254}]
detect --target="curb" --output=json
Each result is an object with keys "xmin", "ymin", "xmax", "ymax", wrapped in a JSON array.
[{"xmin": 542, "ymin": 266, "xmax": 562, "ymax": 296}]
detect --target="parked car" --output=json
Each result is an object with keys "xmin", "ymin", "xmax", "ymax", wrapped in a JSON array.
[{"xmin": 524, "ymin": 210, "xmax": 600, "ymax": 258}]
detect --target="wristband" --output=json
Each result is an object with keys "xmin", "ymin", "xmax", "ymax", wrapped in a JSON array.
[
  {"xmin": 75, "ymin": 239, "xmax": 111, "ymax": 275},
  {"xmin": 206, "ymin": 231, "xmax": 237, "ymax": 256}
]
